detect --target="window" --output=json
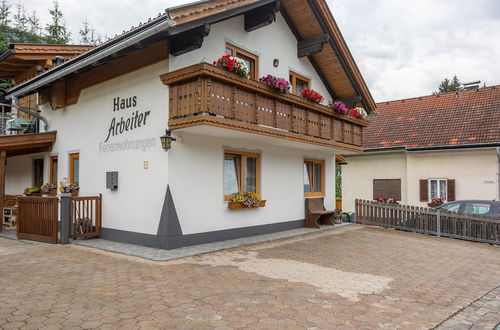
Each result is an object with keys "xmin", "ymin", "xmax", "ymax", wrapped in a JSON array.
[
  {"xmin": 32, "ymin": 158, "xmax": 44, "ymax": 187},
  {"xmin": 225, "ymin": 43, "xmax": 259, "ymax": 80},
  {"xmin": 289, "ymin": 71, "xmax": 311, "ymax": 96},
  {"xmin": 439, "ymin": 202, "xmax": 460, "ymax": 213},
  {"xmin": 223, "ymin": 151, "xmax": 260, "ymax": 200},
  {"xmin": 50, "ymin": 156, "xmax": 58, "ymax": 185},
  {"xmin": 69, "ymin": 153, "xmax": 80, "ymax": 184},
  {"xmin": 373, "ymin": 179, "xmax": 401, "ymax": 201},
  {"xmin": 464, "ymin": 202, "xmax": 491, "ymax": 215},
  {"xmin": 304, "ymin": 159, "xmax": 324, "ymax": 197},
  {"xmin": 429, "ymin": 179, "xmax": 447, "ymax": 201}
]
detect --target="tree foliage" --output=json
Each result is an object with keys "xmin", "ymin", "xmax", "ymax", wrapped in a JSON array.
[
  {"xmin": 79, "ymin": 17, "xmax": 101, "ymax": 46},
  {"xmin": 45, "ymin": 0, "xmax": 70, "ymax": 44},
  {"xmin": 433, "ymin": 75, "xmax": 463, "ymax": 95}
]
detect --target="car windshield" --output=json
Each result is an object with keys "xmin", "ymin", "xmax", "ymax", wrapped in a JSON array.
[{"xmin": 440, "ymin": 203, "xmax": 460, "ymax": 213}]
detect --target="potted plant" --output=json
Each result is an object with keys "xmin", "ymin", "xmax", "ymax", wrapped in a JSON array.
[
  {"xmin": 213, "ymin": 54, "xmax": 250, "ymax": 78},
  {"xmin": 300, "ymin": 88, "xmax": 324, "ymax": 103},
  {"xmin": 428, "ymin": 198, "xmax": 444, "ymax": 208},
  {"xmin": 24, "ymin": 186, "xmax": 41, "ymax": 196},
  {"xmin": 329, "ymin": 101, "xmax": 349, "ymax": 115},
  {"xmin": 259, "ymin": 75, "xmax": 290, "ymax": 94},
  {"xmin": 228, "ymin": 192, "xmax": 266, "ymax": 209},
  {"xmin": 59, "ymin": 183, "xmax": 80, "ymax": 196},
  {"xmin": 41, "ymin": 183, "xmax": 57, "ymax": 196},
  {"xmin": 348, "ymin": 108, "xmax": 364, "ymax": 119}
]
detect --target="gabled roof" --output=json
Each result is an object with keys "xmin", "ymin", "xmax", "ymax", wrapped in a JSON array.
[
  {"xmin": 364, "ymin": 85, "xmax": 500, "ymax": 150},
  {"xmin": 5, "ymin": 0, "xmax": 375, "ymax": 112}
]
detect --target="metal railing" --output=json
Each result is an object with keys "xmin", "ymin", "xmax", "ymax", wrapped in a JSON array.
[{"xmin": 0, "ymin": 102, "xmax": 48, "ymax": 136}]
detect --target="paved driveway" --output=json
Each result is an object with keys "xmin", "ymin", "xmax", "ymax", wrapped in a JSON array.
[{"xmin": 0, "ymin": 225, "xmax": 499, "ymax": 329}]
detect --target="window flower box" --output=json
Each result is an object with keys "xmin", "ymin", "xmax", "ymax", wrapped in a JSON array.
[{"xmin": 228, "ymin": 200, "xmax": 266, "ymax": 209}]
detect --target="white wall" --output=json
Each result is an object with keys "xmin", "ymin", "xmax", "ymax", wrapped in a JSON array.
[
  {"xmin": 37, "ymin": 60, "xmax": 170, "ymax": 235},
  {"xmin": 169, "ymin": 132, "xmax": 336, "ymax": 235},
  {"xmin": 342, "ymin": 149, "xmax": 499, "ymax": 212},
  {"xmin": 5, "ymin": 152, "xmax": 45, "ymax": 194},
  {"xmin": 169, "ymin": 13, "xmax": 332, "ymax": 105}
]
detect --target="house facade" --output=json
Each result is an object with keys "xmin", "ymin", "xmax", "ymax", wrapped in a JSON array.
[
  {"xmin": 1, "ymin": 0, "xmax": 375, "ymax": 249},
  {"xmin": 342, "ymin": 86, "xmax": 500, "ymax": 212}
]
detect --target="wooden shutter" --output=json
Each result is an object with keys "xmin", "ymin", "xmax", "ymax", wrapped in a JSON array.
[
  {"xmin": 419, "ymin": 179, "xmax": 428, "ymax": 202},
  {"xmin": 373, "ymin": 180, "xmax": 385, "ymax": 199},
  {"xmin": 387, "ymin": 179, "xmax": 402, "ymax": 201},
  {"xmin": 447, "ymin": 179, "xmax": 456, "ymax": 201}
]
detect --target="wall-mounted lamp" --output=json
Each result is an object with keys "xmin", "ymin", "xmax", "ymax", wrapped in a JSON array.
[
  {"xmin": 273, "ymin": 59, "xmax": 279, "ymax": 67},
  {"xmin": 160, "ymin": 130, "xmax": 176, "ymax": 151}
]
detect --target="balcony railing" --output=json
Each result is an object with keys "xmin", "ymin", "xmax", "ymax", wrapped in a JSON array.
[
  {"xmin": 160, "ymin": 63, "xmax": 368, "ymax": 151},
  {"xmin": 0, "ymin": 103, "xmax": 40, "ymax": 136}
]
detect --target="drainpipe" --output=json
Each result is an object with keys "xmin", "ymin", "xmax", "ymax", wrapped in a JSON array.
[
  {"xmin": 0, "ymin": 102, "xmax": 49, "ymax": 132},
  {"xmin": 497, "ymin": 147, "xmax": 500, "ymax": 201}
]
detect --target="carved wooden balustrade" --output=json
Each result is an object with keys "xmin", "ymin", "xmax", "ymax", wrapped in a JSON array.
[{"xmin": 160, "ymin": 63, "xmax": 368, "ymax": 151}]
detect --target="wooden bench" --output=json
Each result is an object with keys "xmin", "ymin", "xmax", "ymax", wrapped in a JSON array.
[{"xmin": 305, "ymin": 197, "xmax": 335, "ymax": 229}]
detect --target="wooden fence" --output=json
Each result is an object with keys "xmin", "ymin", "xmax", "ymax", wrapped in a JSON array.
[
  {"xmin": 70, "ymin": 195, "xmax": 102, "ymax": 239},
  {"xmin": 17, "ymin": 196, "xmax": 59, "ymax": 243},
  {"xmin": 355, "ymin": 199, "xmax": 500, "ymax": 245}
]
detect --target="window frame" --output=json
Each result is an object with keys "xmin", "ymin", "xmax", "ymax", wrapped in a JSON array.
[
  {"xmin": 49, "ymin": 156, "xmax": 58, "ymax": 185},
  {"xmin": 69, "ymin": 153, "xmax": 80, "ymax": 185},
  {"xmin": 223, "ymin": 150, "xmax": 260, "ymax": 201},
  {"xmin": 373, "ymin": 179, "xmax": 402, "ymax": 201},
  {"xmin": 304, "ymin": 158, "xmax": 325, "ymax": 197},
  {"xmin": 225, "ymin": 43, "xmax": 259, "ymax": 80},
  {"xmin": 428, "ymin": 178, "xmax": 447, "ymax": 202},
  {"xmin": 289, "ymin": 71, "xmax": 311, "ymax": 96}
]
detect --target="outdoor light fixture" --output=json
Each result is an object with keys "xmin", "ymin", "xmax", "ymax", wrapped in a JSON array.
[
  {"xmin": 273, "ymin": 59, "xmax": 279, "ymax": 67},
  {"xmin": 160, "ymin": 130, "xmax": 176, "ymax": 151}
]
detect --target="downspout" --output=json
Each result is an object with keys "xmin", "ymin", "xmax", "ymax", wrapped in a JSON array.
[
  {"xmin": 497, "ymin": 147, "xmax": 500, "ymax": 201},
  {"xmin": 0, "ymin": 102, "xmax": 49, "ymax": 132}
]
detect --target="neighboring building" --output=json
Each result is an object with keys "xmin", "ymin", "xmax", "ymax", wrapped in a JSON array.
[
  {"xmin": 342, "ymin": 86, "xmax": 500, "ymax": 212},
  {"xmin": 1, "ymin": 0, "xmax": 375, "ymax": 249}
]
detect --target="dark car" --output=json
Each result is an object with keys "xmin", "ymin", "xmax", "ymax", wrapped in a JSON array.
[{"xmin": 436, "ymin": 200, "xmax": 500, "ymax": 218}]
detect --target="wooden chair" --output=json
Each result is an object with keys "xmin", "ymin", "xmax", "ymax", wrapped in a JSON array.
[{"xmin": 305, "ymin": 197, "xmax": 335, "ymax": 229}]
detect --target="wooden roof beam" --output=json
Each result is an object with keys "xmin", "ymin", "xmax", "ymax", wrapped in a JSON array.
[
  {"xmin": 297, "ymin": 34, "xmax": 330, "ymax": 58},
  {"xmin": 169, "ymin": 23, "xmax": 210, "ymax": 56},
  {"xmin": 244, "ymin": 1, "xmax": 280, "ymax": 32}
]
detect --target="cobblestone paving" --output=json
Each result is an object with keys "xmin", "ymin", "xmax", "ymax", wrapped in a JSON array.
[
  {"xmin": 0, "ymin": 225, "xmax": 499, "ymax": 329},
  {"xmin": 436, "ymin": 286, "xmax": 500, "ymax": 329}
]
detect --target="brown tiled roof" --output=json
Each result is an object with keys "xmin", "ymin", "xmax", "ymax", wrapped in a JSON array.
[
  {"xmin": 10, "ymin": 44, "xmax": 94, "ymax": 54},
  {"xmin": 364, "ymin": 85, "xmax": 500, "ymax": 149}
]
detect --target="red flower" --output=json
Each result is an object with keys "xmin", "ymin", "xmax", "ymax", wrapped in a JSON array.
[{"xmin": 300, "ymin": 89, "xmax": 324, "ymax": 103}]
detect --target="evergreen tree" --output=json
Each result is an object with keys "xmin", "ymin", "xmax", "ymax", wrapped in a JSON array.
[
  {"xmin": 433, "ymin": 75, "xmax": 463, "ymax": 95},
  {"xmin": 0, "ymin": 0, "xmax": 10, "ymax": 27},
  {"xmin": 27, "ymin": 10, "xmax": 41, "ymax": 35},
  {"xmin": 13, "ymin": 1, "xmax": 27, "ymax": 31},
  {"xmin": 45, "ymin": 0, "xmax": 70, "ymax": 44},
  {"xmin": 79, "ymin": 18, "xmax": 90, "ymax": 44}
]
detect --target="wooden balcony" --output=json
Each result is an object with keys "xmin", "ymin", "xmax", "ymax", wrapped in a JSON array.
[{"xmin": 160, "ymin": 63, "xmax": 368, "ymax": 152}]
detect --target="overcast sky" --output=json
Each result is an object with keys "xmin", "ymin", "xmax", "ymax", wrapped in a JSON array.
[{"xmin": 11, "ymin": 0, "xmax": 500, "ymax": 102}]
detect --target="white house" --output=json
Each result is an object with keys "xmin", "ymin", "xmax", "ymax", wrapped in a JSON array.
[
  {"xmin": 342, "ymin": 86, "xmax": 500, "ymax": 213},
  {"xmin": 1, "ymin": 0, "xmax": 375, "ymax": 248}
]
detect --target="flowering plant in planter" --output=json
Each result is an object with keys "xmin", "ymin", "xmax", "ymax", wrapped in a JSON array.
[
  {"xmin": 41, "ymin": 183, "xmax": 57, "ymax": 194},
  {"xmin": 24, "ymin": 186, "xmax": 41, "ymax": 196},
  {"xmin": 348, "ymin": 108, "xmax": 364, "ymax": 119},
  {"xmin": 213, "ymin": 54, "xmax": 249, "ymax": 78},
  {"xmin": 431, "ymin": 198, "xmax": 444, "ymax": 204},
  {"xmin": 59, "ymin": 183, "xmax": 80, "ymax": 194},
  {"xmin": 355, "ymin": 107, "xmax": 368, "ymax": 118},
  {"xmin": 374, "ymin": 197, "xmax": 399, "ymax": 204},
  {"xmin": 229, "ymin": 192, "xmax": 266, "ymax": 209},
  {"xmin": 328, "ymin": 101, "xmax": 349, "ymax": 115},
  {"xmin": 301, "ymin": 88, "xmax": 324, "ymax": 103},
  {"xmin": 259, "ymin": 75, "xmax": 290, "ymax": 94}
]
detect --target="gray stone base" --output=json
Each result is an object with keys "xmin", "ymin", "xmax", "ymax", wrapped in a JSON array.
[{"xmin": 101, "ymin": 219, "xmax": 305, "ymax": 250}]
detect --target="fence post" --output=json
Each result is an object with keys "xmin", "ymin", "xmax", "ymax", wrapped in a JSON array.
[
  {"xmin": 60, "ymin": 196, "xmax": 71, "ymax": 244},
  {"xmin": 436, "ymin": 209, "xmax": 441, "ymax": 237}
]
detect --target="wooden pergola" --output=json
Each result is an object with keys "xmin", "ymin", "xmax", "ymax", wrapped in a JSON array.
[{"xmin": 0, "ymin": 131, "xmax": 56, "ymax": 232}]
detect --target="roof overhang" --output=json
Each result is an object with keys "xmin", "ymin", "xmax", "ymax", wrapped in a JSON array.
[{"xmin": 0, "ymin": 131, "xmax": 57, "ymax": 157}]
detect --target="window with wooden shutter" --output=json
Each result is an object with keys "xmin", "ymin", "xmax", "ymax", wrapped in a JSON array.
[
  {"xmin": 447, "ymin": 179, "xmax": 456, "ymax": 201},
  {"xmin": 419, "ymin": 179, "xmax": 428, "ymax": 202},
  {"xmin": 373, "ymin": 179, "xmax": 401, "ymax": 200}
]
